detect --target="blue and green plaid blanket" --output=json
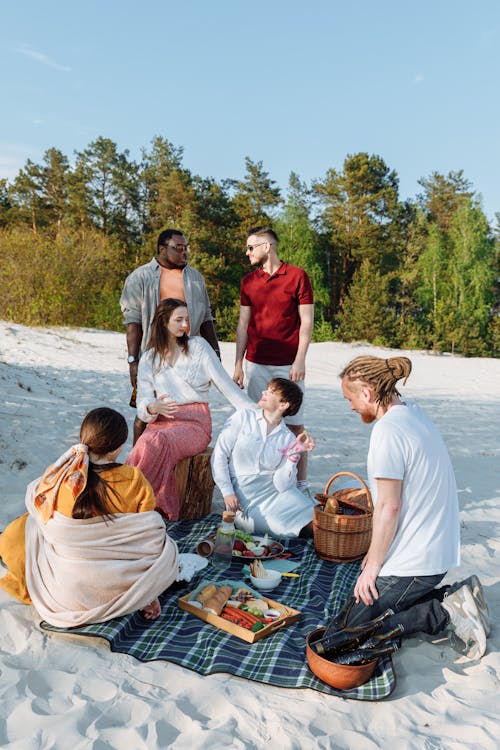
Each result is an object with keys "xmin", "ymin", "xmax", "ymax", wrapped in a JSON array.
[{"xmin": 41, "ymin": 515, "xmax": 396, "ymax": 700}]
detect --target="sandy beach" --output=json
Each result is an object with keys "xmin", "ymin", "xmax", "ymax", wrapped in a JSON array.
[{"xmin": 1, "ymin": 320, "xmax": 498, "ymax": 749}]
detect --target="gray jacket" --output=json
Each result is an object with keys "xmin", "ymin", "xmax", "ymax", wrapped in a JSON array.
[{"xmin": 120, "ymin": 258, "xmax": 214, "ymax": 353}]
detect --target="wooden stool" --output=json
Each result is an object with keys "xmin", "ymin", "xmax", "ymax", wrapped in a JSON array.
[{"xmin": 175, "ymin": 448, "xmax": 215, "ymax": 520}]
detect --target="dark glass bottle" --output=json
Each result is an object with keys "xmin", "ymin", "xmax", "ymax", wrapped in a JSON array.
[
  {"xmin": 314, "ymin": 608, "xmax": 395, "ymax": 657},
  {"xmin": 322, "ymin": 596, "xmax": 356, "ymax": 640},
  {"xmin": 358, "ymin": 624, "xmax": 403, "ymax": 650},
  {"xmin": 330, "ymin": 641, "xmax": 400, "ymax": 665}
]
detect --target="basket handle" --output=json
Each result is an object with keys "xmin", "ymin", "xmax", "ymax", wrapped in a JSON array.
[{"xmin": 323, "ymin": 471, "xmax": 373, "ymax": 511}]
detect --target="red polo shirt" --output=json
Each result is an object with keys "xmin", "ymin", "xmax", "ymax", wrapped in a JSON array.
[{"xmin": 240, "ymin": 262, "xmax": 314, "ymax": 365}]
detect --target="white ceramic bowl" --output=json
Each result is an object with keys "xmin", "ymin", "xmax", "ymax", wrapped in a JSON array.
[{"xmin": 250, "ymin": 569, "xmax": 282, "ymax": 592}]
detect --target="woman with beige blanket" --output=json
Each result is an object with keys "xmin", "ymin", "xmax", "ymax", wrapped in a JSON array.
[{"xmin": 0, "ymin": 407, "xmax": 178, "ymax": 626}]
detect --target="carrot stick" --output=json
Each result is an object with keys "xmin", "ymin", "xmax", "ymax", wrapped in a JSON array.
[
  {"xmin": 224, "ymin": 606, "xmax": 260, "ymax": 625},
  {"xmin": 220, "ymin": 612, "xmax": 252, "ymax": 629},
  {"xmin": 221, "ymin": 606, "xmax": 249, "ymax": 622}
]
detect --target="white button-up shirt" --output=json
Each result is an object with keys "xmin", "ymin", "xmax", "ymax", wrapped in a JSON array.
[
  {"xmin": 211, "ymin": 408, "xmax": 297, "ymax": 498},
  {"xmin": 137, "ymin": 337, "xmax": 253, "ymax": 422}
]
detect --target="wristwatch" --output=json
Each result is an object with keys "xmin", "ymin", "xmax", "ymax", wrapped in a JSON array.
[{"xmin": 127, "ymin": 355, "xmax": 138, "ymax": 364}]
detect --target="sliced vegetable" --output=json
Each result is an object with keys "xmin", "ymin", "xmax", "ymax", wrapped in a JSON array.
[
  {"xmin": 250, "ymin": 622, "xmax": 265, "ymax": 632},
  {"xmin": 235, "ymin": 530, "xmax": 255, "ymax": 544},
  {"xmin": 224, "ymin": 605, "xmax": 261, "ymax": 625},
  {"xmin": 242, "ymin": 606, "xmax": 266, "ymax": 617}
]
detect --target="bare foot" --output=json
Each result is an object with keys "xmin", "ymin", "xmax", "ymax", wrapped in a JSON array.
[{"xmin": 141, "ymin": 598, "xmax": 161, "ymax": 620}]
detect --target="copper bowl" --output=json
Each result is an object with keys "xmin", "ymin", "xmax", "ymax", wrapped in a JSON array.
[{"xmin": 306, "ymin": 627, "xmax": 377, "ymax": 690}]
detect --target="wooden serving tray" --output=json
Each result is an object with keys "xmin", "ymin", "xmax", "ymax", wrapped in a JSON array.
[{"xmin": 178, "ymin": 588, "xmax": 301, "ymax": 643}]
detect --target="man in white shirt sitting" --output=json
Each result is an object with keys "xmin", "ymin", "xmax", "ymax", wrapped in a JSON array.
[{"xmin": 337, "ymin": 354, "xmax": 489, "ymax": 660}]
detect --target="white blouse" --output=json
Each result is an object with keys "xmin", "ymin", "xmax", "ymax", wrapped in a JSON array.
[
  {"xmin": 137, "ymin": 336, "xmax": 254, "ymax": 423},
  {"xmin": 211, "ymin": 408, "xmax": 298, "ymax": 498}
]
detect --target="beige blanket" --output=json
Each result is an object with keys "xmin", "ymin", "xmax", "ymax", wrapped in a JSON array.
[{"xmin": 24, "ymin": 478, "xmax": 179, "ymax": 627}]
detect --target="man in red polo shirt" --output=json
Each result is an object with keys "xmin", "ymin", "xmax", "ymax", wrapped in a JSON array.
[{"xmin": 233, "ymin": 226, "xmax": 314, "ymax": 493}]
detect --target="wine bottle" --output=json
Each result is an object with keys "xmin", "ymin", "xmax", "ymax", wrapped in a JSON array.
[
  {"xmin": 322, "ymin": 596, "xmax": 356, "ymax": 640},
  {"xmin": 330, "ymin": 641, "xmax": 400, "ymax": 666},
  {"xmin": 314, "ymin": 608, "xmax": 394, "ymax": 657},
  {"xmin": 358, "ymin": 624, "xmax": 403, "ymax": 650}
]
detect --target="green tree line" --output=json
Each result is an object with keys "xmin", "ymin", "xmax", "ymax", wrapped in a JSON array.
[{"xmin": 0, "ymin": 136, "xmax": 498, "ymax": 356}]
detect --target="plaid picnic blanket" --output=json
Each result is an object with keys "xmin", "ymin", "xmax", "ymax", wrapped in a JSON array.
[{"xmin": 40, "ymin": 514, "xmax": 396, "ymax": 700}]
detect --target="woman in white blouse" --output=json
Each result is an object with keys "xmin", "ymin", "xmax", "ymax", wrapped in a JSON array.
[
  {"xmin": 126, "ymin": 298, "xmax": 253, "ymax": 520},
  {"xmin": 211, "ymin": 378, "xmax": 316, "ymax": 538}
]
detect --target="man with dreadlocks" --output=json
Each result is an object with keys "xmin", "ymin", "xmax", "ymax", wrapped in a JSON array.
[{"xmin": 337, "ymin": 354, "xmax": 489, "ymax": 660}]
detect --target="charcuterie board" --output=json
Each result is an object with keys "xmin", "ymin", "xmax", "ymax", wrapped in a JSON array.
[{"xmin": 178, "ymin": 579, "xmax": 300, "ymax": 643}]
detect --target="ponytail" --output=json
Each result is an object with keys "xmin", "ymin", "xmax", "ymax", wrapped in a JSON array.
[
  {"xmin": 72, "ymin": 408, "xmax": 128, "ymax": 520},
  {"xmin": 340, "ymin": 356, "xmax": 412, "ymax": 406}
]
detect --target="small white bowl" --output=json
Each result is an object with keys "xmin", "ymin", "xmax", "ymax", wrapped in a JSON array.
[
  {"xmin": 252, "ymin": 546, "xmax": 265, "ymax": 557},
  {"xmin": 250, "ymin": 569, "xmax": 282, "ymax": 592}
]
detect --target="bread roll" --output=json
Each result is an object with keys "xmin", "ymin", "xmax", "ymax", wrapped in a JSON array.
[
  {"xmin": 324, "ymin": 496, "xmax": 339, "ymax": 514},
  {"xmin": 203, "ymin": 585, "xmax": 232, "ymax": 615},
  {"xmin": 196, "ymin": 583, "xmax": 217, "ymax": 604}
]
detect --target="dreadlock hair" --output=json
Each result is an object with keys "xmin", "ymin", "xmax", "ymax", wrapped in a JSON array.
[
  {"xmin": 339, "ymin": 356, "xmax": 412, "ymax": 407},
  {"xmin": 72, "ymin": 407, "xmax": 128, "ymax": 520},
  {"xmin": 147, "ymin": 298, "xmax": 189, "ymax": 371}
]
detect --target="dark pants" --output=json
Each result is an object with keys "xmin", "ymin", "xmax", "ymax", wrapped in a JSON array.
[{"xmin": 345, "ymin": 574, "xmax": 450, "ymax": 637}]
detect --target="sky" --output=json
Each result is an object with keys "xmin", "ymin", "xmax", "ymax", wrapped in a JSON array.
[{"xmin": 1, "ymin": 0, "xmax": 499, "ymax": 221}]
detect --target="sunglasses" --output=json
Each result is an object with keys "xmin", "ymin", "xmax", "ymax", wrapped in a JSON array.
[
  {"xmin": 165, "ymin": 243, "xmax": 188, "ymax": 253},
  {"xmin": 246, "ymin": 241, "xmax": 266, "ymax": 252}
]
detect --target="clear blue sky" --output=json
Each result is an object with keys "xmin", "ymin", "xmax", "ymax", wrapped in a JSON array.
[{"xmin": 2, "ymin": 1, "xmax": 499, "ymax": 221}]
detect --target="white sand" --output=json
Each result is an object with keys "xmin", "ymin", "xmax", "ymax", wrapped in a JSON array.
[{"xmin": 0, "ymin": 321, "xmax": 498, "ymax": 749}]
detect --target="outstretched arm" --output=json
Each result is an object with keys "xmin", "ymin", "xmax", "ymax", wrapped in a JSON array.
[{"xmin": 202, "ymin": 339, "xmax": 255, "ymax": 410}]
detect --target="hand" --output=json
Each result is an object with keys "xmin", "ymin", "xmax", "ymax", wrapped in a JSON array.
[
  {"xmin": 224, "ymin": 494, "xmax": 240, "ymax": 512},
  {"xmin": 282, "ymin": 432, "xmax": 315, "ymax": 462},
  {"xmin": 353, "ymin": 559, "xmax": 381, "ymax": 606},
  {"xmin": 297, "ymin": 431, "xmax": 315, "ymax": 452},
  {"xmin": 129, "ymin": 361, "xmax": 138, "ymax": 389},
  {"xmin": 232, "ymin": 363, "xmax": 244, "ymax": 389},
  {"xmin": 289, "ymin": 357, "xmax": 305, "ymax": 382},
  {"xmin": 148, "ymin": 394, "xmax": 178, "ymax": 419}
]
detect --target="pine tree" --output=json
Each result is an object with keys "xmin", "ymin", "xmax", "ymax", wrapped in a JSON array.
[
  {"xmin": 336, "ymin": 259, "xmax": 396, "ymax": 344},
  {"xmin": 314, "ymin": 152, "xmax": 402, "ymax": 320},
  {"xmin": 231, "ymin": 157, "xmax": 282, "ymax": 230},
  {"xmin": 275, "ymin": 172, "xmax": 330, "ymax": 332}
]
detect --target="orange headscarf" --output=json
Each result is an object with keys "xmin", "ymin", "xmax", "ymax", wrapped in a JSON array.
[{"xmin": 34, "ymin": 443, "xmax": 89, "ymax": 523}]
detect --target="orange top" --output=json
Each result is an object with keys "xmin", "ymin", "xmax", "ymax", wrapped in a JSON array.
[
  {"xmin": 0, "ymin": 465, "xmax": 156, "ymax": 604},
  {"xmin": 160, "ymin": 267, "xmax": 185, "ymax": 302}
]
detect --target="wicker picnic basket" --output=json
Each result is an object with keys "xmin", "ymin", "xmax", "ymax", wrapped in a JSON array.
[{"xmin": 313, "ymin": 471, "xmax": 373, "ymax": 563}]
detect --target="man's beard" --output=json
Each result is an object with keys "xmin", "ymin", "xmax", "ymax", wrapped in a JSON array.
[
  {"xmin": 160, "ymin": 259, "xmax": 187, "ymax": 270},
  {"xmin": 361, "ymin": 411, "xmax": 376, "ymax": 424}
]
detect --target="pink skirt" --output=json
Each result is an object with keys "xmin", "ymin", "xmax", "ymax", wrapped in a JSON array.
[{"xmin": 126, "ymin": 403, "xmax": 212, "ymax": 520}]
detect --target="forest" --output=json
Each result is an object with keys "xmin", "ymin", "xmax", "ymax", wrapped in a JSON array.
[{"xmin": 0, "ymin": 135, "xmax": 498, "ymax": 356}]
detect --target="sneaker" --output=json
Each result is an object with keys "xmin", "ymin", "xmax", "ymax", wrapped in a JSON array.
[
  {"xmin": 442, "ymin": 584, "xmax": 487, "ymax": 659},
  {"xmin": 296, "ymin": 480, "xmax": 313, "ymax": 501},
  {"xmin": 447, "ymin": 575, "xmax": 490, "ymax": 636}
]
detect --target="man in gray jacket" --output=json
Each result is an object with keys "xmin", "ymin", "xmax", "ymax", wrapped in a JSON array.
[{"xmin": 120, "ymin": 228, "xmax": 220, "ymax": 443}]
